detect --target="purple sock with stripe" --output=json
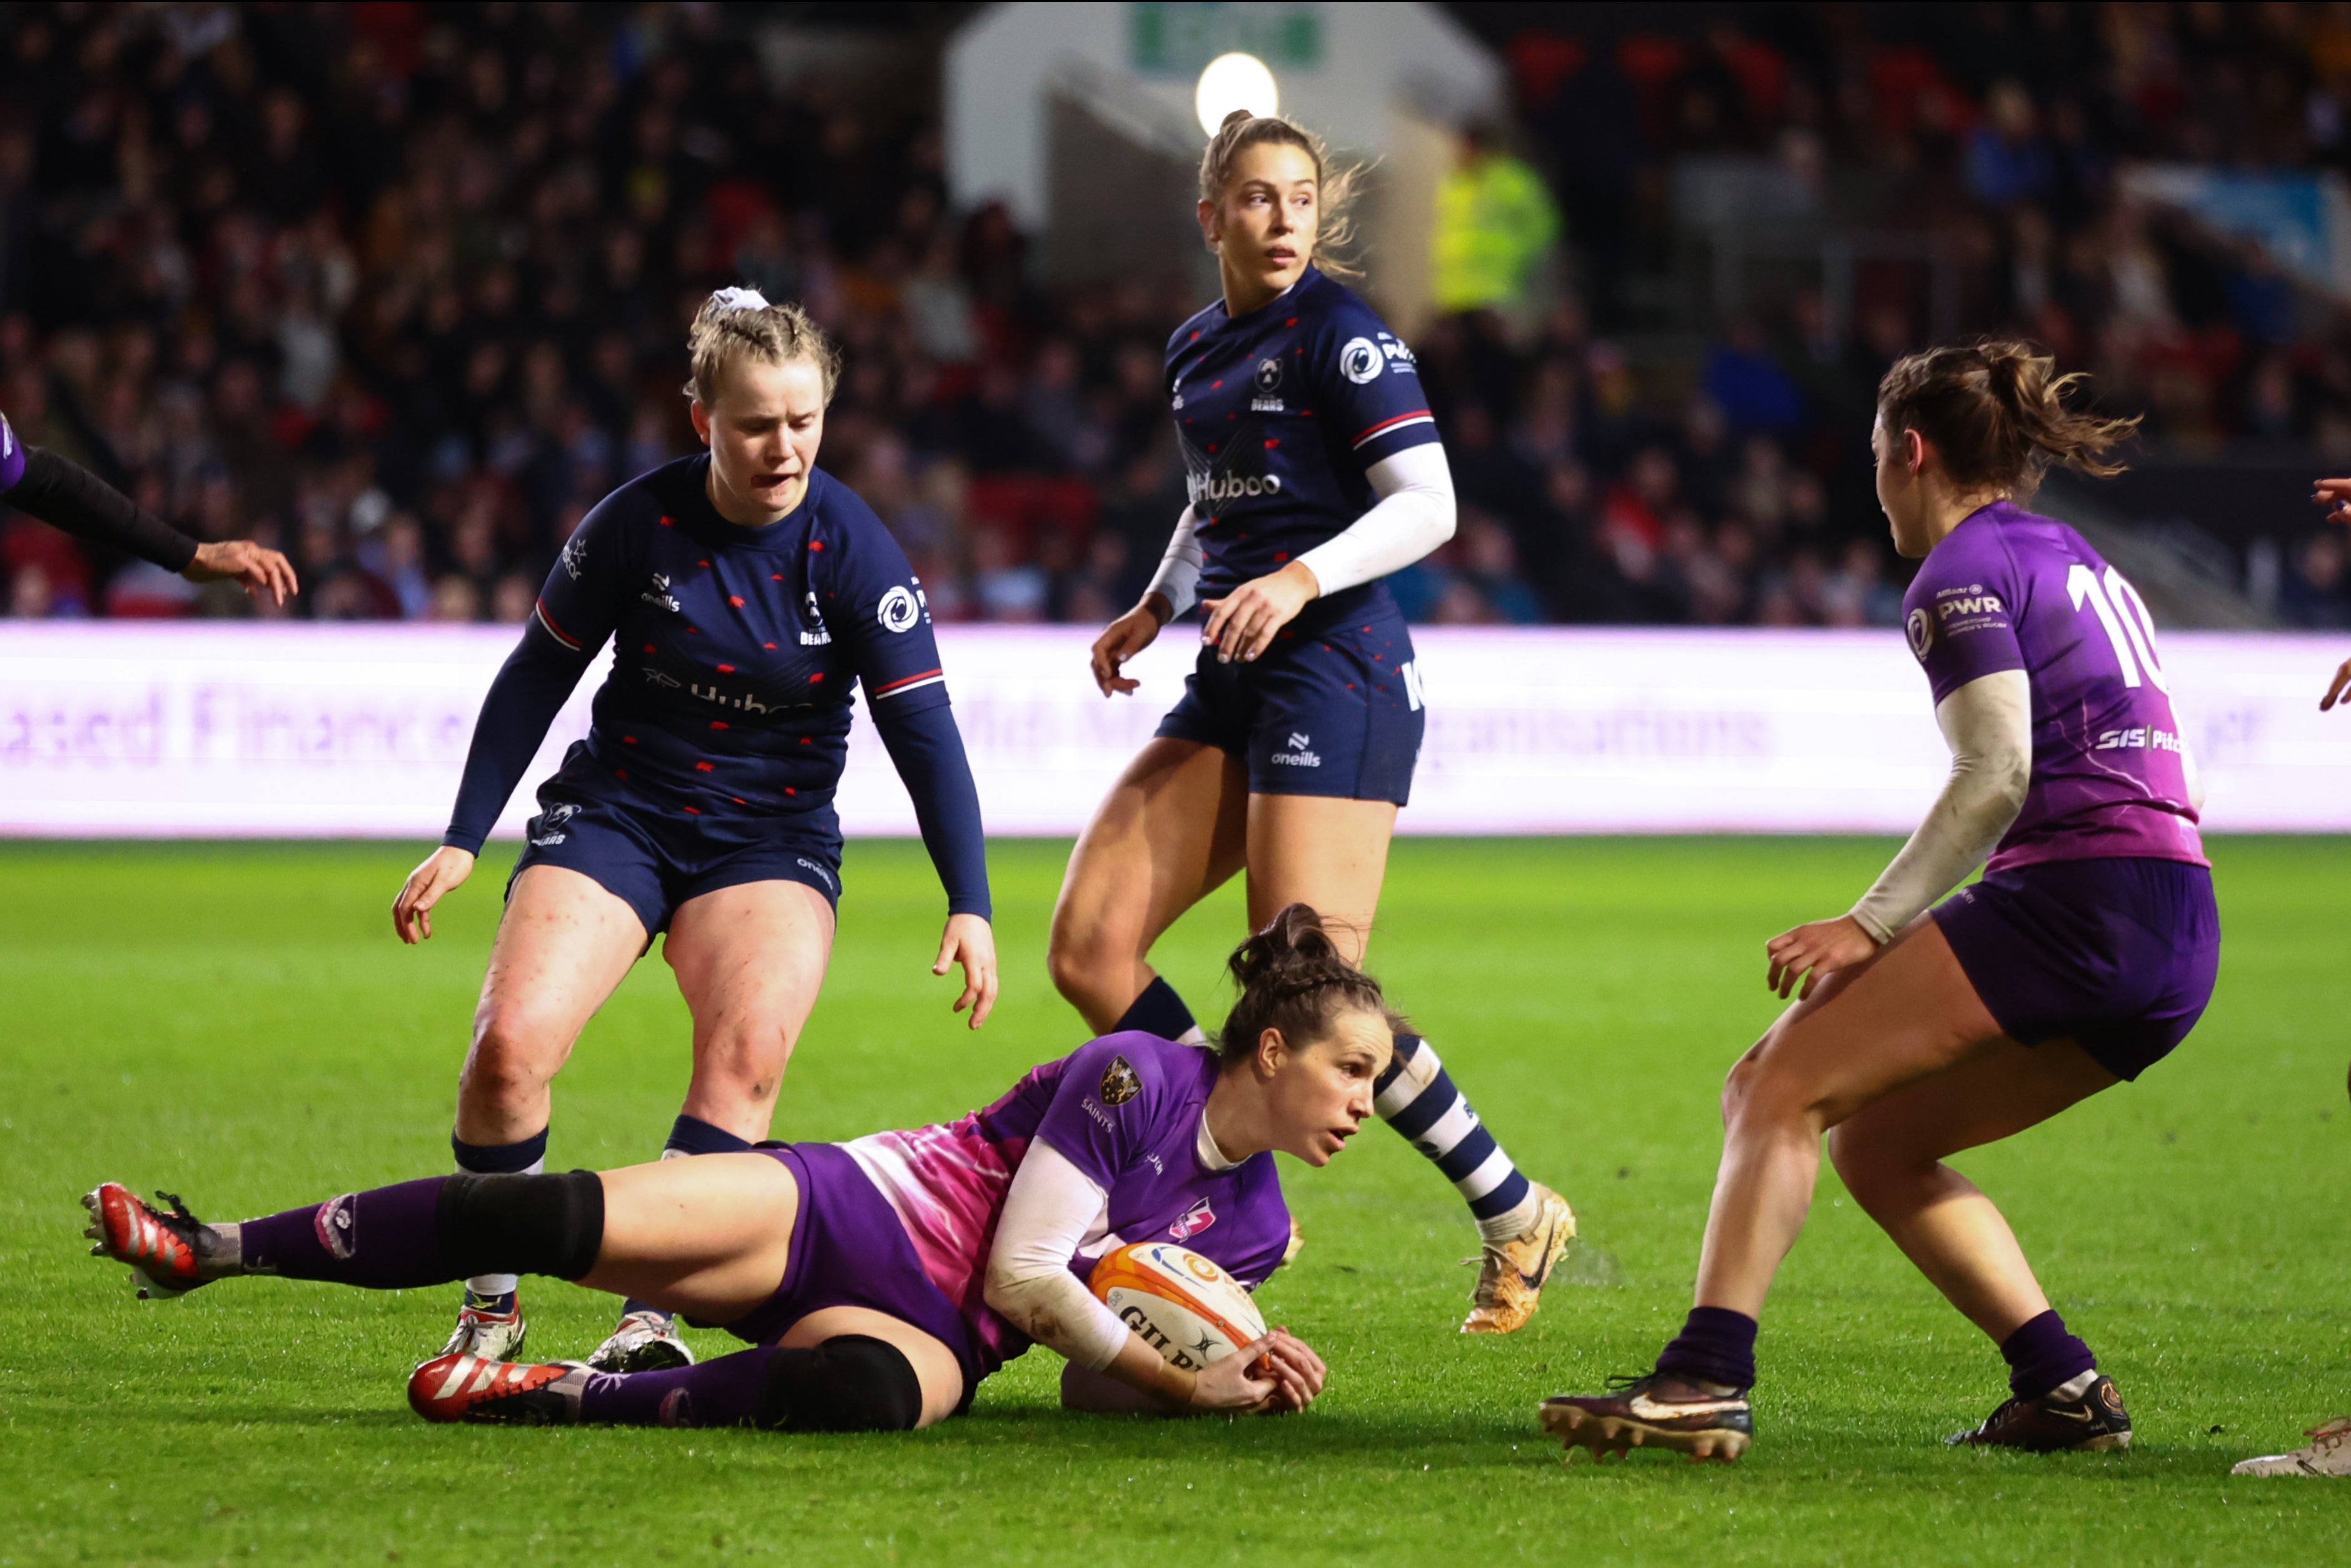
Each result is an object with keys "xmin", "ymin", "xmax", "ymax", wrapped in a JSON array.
[
  {"xmin": 2000, "ymin": 1310, "xmax": 2096, "ymax": 1399},
  {"xmin": 235, "ymin": 1177, "xmax": 453, "ymax": 1289}
]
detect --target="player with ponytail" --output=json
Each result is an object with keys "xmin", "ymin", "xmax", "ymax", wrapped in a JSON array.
[
  {"xmin": 1049, "ymin": 109, "xmax": 1575, "ymax": 1333},
  {"xmin": 386, "ymin": 288, "xmax": 996, "ymax": 1378},
  {"xmin": 84, "ymin": 906, "xmax": 1382, "ymax": 1432},
  {"xmin": 1545, "ymin": 341, "xmax": 2218, "ymax": 1462}
]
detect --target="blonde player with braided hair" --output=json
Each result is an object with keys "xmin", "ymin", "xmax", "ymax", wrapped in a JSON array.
[
  {"xmin": 1047, "ymin": 110, "xmax": 1574, "ymax": 1333},
  {"xmin": 390, "ymin": 288, "xmax": 997, "ymax": 1375}
]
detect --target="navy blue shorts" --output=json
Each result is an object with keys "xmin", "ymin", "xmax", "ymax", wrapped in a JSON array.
[
  {"xmin": 723, "ymin": 1143, "xmax": 982, "ymax": 1412},
  {"xmin": 1155, "ymin": 607, "xmax": 1425, "ymax": 804},
  {"xmin": 507, "ymin": 784, "xmax": 842, "ymax": 938},
  {"xmin": 1931, "ymin": 857, "xmax": 2220, "ymax": 1081}
]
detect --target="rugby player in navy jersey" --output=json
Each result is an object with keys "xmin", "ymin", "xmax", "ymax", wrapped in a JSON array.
[
  {"xmin": 1545, "ymin": 344, "xmax": 2220, "ymax": 1462},
  {"xmin": 388, "ymin": 290, "xmax": 994, "ymax": 1377},
  {"xmin": 1047, "ymin": 110, "xmax": 1574, "ymax": 1334},
  {"xmin": 0, "ymin": 412, "xmax": 296, "ymax": 604}
]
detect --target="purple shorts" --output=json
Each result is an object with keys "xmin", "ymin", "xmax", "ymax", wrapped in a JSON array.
[
  {"xmin": 1931, "ymin": 856, "xmax": 2219, "ymax": 1081},
  {"xmin": 720, "ymin": 1142, "xmax": 981, "ymax": 1411}
]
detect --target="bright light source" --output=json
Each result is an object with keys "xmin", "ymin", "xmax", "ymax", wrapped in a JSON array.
[{"xmin": 1195, "ymin": 52, "xmax": 1278, "ymax": 136}]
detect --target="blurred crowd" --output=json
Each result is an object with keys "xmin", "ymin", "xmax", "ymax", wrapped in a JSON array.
[{"xmin": 3, "ymin": 3, "xmax": 2348, "ymax": 629}]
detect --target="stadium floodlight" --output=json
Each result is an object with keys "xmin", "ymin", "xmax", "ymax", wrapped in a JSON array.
[{"xmin": 1195, "ymin": 52, "xmax": 1278, "ymax": 135}]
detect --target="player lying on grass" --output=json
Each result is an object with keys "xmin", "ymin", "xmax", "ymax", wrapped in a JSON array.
[
  {"xmin": 1544, "ymin": 342, "xmax": 2218, "ymax": 1462},
  {"xmin": 83, "ymin": 906, "xmax": 1377, "ymax": 1432}
]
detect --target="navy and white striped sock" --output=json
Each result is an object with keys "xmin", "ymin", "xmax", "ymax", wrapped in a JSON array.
[{"xmin": 1374, "ymin": 1033, "xmax": 1535, "ymax": 1242}]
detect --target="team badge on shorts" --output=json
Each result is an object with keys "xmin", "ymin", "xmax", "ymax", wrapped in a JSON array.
[{"xmin": 1099, "ymin": 1055, "xmax": 1141, "ymax": 1106}]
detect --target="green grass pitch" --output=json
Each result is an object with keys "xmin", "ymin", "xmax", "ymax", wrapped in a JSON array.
[{"xmin": 2, "ymin": 836, "xmax": 2347, "ymax": 1564}]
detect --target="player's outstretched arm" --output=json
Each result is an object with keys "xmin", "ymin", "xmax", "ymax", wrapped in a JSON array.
[
  {"xmin": 392, "ymin": 846, "xmax": 475, "ymax": 944},
  {"xmin": 933, "ymin": 911, "xmax": 999, "ymax": 1028},
  {"xmin": 183, "ymin": 539, "xmax": 299, "ymax": 606}
]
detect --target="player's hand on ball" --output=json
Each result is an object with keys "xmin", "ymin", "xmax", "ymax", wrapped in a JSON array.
[
  {"xmin": 183, "ymin": 539, "xmax": 299, "ymax": 605},
  {"xmin": 934, "ymin": 913, "xmax": 998, "ymax": 1028},
  {"xmin": 1188, "ymin": 1332, "xmax": 1290, "ymax": 1412},
  {"xmin": 392, "ymin": 846, "xmax": 475, "ymax": 944},
  {"xmin": 1201, "ymin": 560, "xmax": 1320, "ymax": 665},
  {"xmin": 1765, "ymin": 914, "xmax": 1879, "ymax": 1001},
  {"xmin": 1090, "ymin": 597, "xmax": 1169, "ymax": 696},
  {"xmin": 1246, "ymin": 1328, "xmax": 1327, "ymax": 1414},
  {"xmin": 2314, "ymin": 477, "xmax": 2351, "ymax": 526}
]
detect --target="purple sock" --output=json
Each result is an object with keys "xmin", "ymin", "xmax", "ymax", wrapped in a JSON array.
[
  {"xmin": 1656, "ymin": 1305, "xmax": 1759, "ymax": 1390},
  {"xmin": 2000, "ymin": 1309, "xmax": 2096, "ymax": 1399},
  {"xmin": 236, "ymin": 1177, "xmax": 454, "ymax": 1289},
  {"xmin": 580, "ymin": 1347, "xmax": 776, "ymax": 1429}
]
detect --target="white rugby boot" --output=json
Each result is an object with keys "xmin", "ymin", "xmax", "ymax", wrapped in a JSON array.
[
  {"xmin": 438, "ymin": 1288, "xmax": 528, "ymax": 1362},
  {"xmin": 2233, "ymin": 1418, "xmax": 2351, "ymax": 1476}
]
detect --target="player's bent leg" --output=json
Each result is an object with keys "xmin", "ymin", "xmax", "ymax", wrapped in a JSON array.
[
  {"xmin": 1827, "ymin": 1039, "xmax": 2133, "ymax": 1452},
  {"xmin": 450, "ymin": 864, "xmax": 648, "ymax": 1356},
  {"xmin": 1048, "ymin": 739, "xmax": 1248, "ymax": 1034},
  {"xmin": 664, "ymin": 879, "xmax": 838, "ymax": 1142},
  {"xmin": 1246, "ymin": 791, "xmax": 1570, "ymax": 1329}
]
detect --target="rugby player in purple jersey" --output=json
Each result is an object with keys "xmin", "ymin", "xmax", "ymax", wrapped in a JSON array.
[
  {"xmin": 386, "ymin": 291, "xmax": 995, "ymax": 1380},
  {"xmin": 1051, "ymin": 110, "xmax": 1573, "ymax": 1333},
  {"xmin": 1545, "ymin": 342, "xmax": 2220, "ymax": 1462},
  {"xmin": 0, "ymin": 410, "xmax": 296, "ymax": 604},
  {"xmin": 82, "ymin": 908, "xmax": 1378, "ymax": 1433}
]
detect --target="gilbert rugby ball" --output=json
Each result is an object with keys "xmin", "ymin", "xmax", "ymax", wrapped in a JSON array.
[{"xmin": 1088, "ymin": 1241, "xmax": 1267, "ymax": 1371}]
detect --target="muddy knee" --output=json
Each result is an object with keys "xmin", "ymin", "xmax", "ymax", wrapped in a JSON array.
[
  {"xmin": 691, "ymin": 1018, "xmax": 795, "ymax": 1113},
  {"xmin": 460, "ymin": 1011, "xmax": 574, "ymax": 1118}
]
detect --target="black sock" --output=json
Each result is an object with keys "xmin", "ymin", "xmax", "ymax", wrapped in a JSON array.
[
  {"xmin": 1655, "ymin": 1305, "xmax": 1758, "ymax": 1392},
  {"xmin": 1111, "ymin": 976, "xmax": 1200, "ymax": 1042}
]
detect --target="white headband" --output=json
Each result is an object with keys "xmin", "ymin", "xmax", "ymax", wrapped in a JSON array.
[{"xmin": 709, "ymin": 286, "xmax": 772, "ymax": 314}]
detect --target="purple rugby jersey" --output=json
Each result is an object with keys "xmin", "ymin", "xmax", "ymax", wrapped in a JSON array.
[
  {"xmin": 839, "ymin": 1033, "xmax": 1292, "ymax": 1374},
  {"xmin": 1902, "ymin": 500, "xmax": 2207, "ymax": 871}
]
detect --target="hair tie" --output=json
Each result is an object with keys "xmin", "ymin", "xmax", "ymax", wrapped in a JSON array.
[{"xmin": 709, "ymin": 286, "xmax": 771, "ymax": 314}]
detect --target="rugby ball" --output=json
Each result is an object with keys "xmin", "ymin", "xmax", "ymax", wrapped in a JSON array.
[{"xmin": 1088, "ymin": 1241, "xmax": 1267, "ymax": 1372}]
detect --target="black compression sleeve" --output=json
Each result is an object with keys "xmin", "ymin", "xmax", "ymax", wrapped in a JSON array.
[
  {"xmin": 442, "ymin": 621, "xmax": 599, "ymax": 854},
  {"xmin": 3, "ymin": 446, "xmax": 200, "ymax": 571},
  {"xmin": 870, "ymin": 699, "xmax": 992, "ymax": 919}
]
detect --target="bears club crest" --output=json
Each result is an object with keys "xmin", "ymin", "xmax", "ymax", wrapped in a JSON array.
[{"xmin": 1098, "ymin": 1055, "xmax": 1140, "ymax": 1106}]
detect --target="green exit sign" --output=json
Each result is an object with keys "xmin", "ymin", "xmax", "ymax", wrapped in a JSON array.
[{"xmin": 1130, "ymin": 3, "xmax": 1323, "ymax": 76}]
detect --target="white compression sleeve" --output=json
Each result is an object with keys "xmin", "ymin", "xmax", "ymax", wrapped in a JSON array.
[
  {"xmin": 1848, "ymin": 670, "xmax": 2033, "ymax": 943},
  {"xmin": 982, "ymin": 1138, "xmax": 1131, "ymax": 1372},
  {"xmin": 1144, "ymin": 506, "xmax": 1203, "ymax": 619},
  {"xmin": 1293, "ymin": 444, "xmax": 1457, "ymax": 597}
]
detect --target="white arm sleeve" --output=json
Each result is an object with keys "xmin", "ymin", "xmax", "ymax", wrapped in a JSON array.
[
  {"xmin": 1144, "ymin": 506, "xmax": 1203, "ymax": 619},
  {"xmin": 1848, "ymin": 670, "xmax": 2033, "ymax": 943},
  {"xmin": 982, "ymin": 1139, "xmax": 1131, "ymax": 1372},
  {"xmin": 1293, "ymin": 444, "xmax": 1457, "ymax": 597}
]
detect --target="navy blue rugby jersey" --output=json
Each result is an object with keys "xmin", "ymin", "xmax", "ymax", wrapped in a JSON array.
[
  {"xmin": 1165, "ymin": 265, "xmax": 1441, "ymax": 618},
  {"xmin": 529, "ymin": 455, "xmax": 946, "ymax": 821}
]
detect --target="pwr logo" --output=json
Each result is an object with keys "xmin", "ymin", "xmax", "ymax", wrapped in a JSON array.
[{"xmin": 1168, "ymin": 1198, "xmax": 1216, "ymax": 1242}]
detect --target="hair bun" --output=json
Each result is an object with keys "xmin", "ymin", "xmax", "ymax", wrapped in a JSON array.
[{"xmin": 1220, "ymin": 108, "xmax": 1254, "ymax": 131}]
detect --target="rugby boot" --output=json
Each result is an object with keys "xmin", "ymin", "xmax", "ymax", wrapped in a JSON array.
[
  {"xmin": 438, "ymin": 1288, "xmax": 528, "ymax": 1362},
  {"xmin": 408, "ymin": 1352, "xmax": 587, "ymax": 1425},
  {"xmin": 2232, "ymin": 1417, "xmax": 2351, "ymax": 1477},
  {"xmin": 1540, "ymin": 1373, "xmax": 1753, "ymax": 1462},
  {"xmin": 586, "ymin": 1308, "xmax": 695, "ymax": 1374},
  {"xmin": 1462, "ymin": 1183, "xmax": 1575, "ymax": 1333},
  {"xmin": 1947, "ymin": 1373, "xmax": 2133, "ymax": 1452},
  {"xmin": 82, "ymin": 1183, "xmax": 238, "ymax": 1299}
]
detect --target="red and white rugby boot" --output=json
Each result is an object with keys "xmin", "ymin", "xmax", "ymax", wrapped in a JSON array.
[
  {"xmin": 407, "ymin": 1352, "xmax": 589, "ymax": 1425},
  {"xmin": 82, "ymin": 1183, "xmax": 238, "ymax": 1299}
]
